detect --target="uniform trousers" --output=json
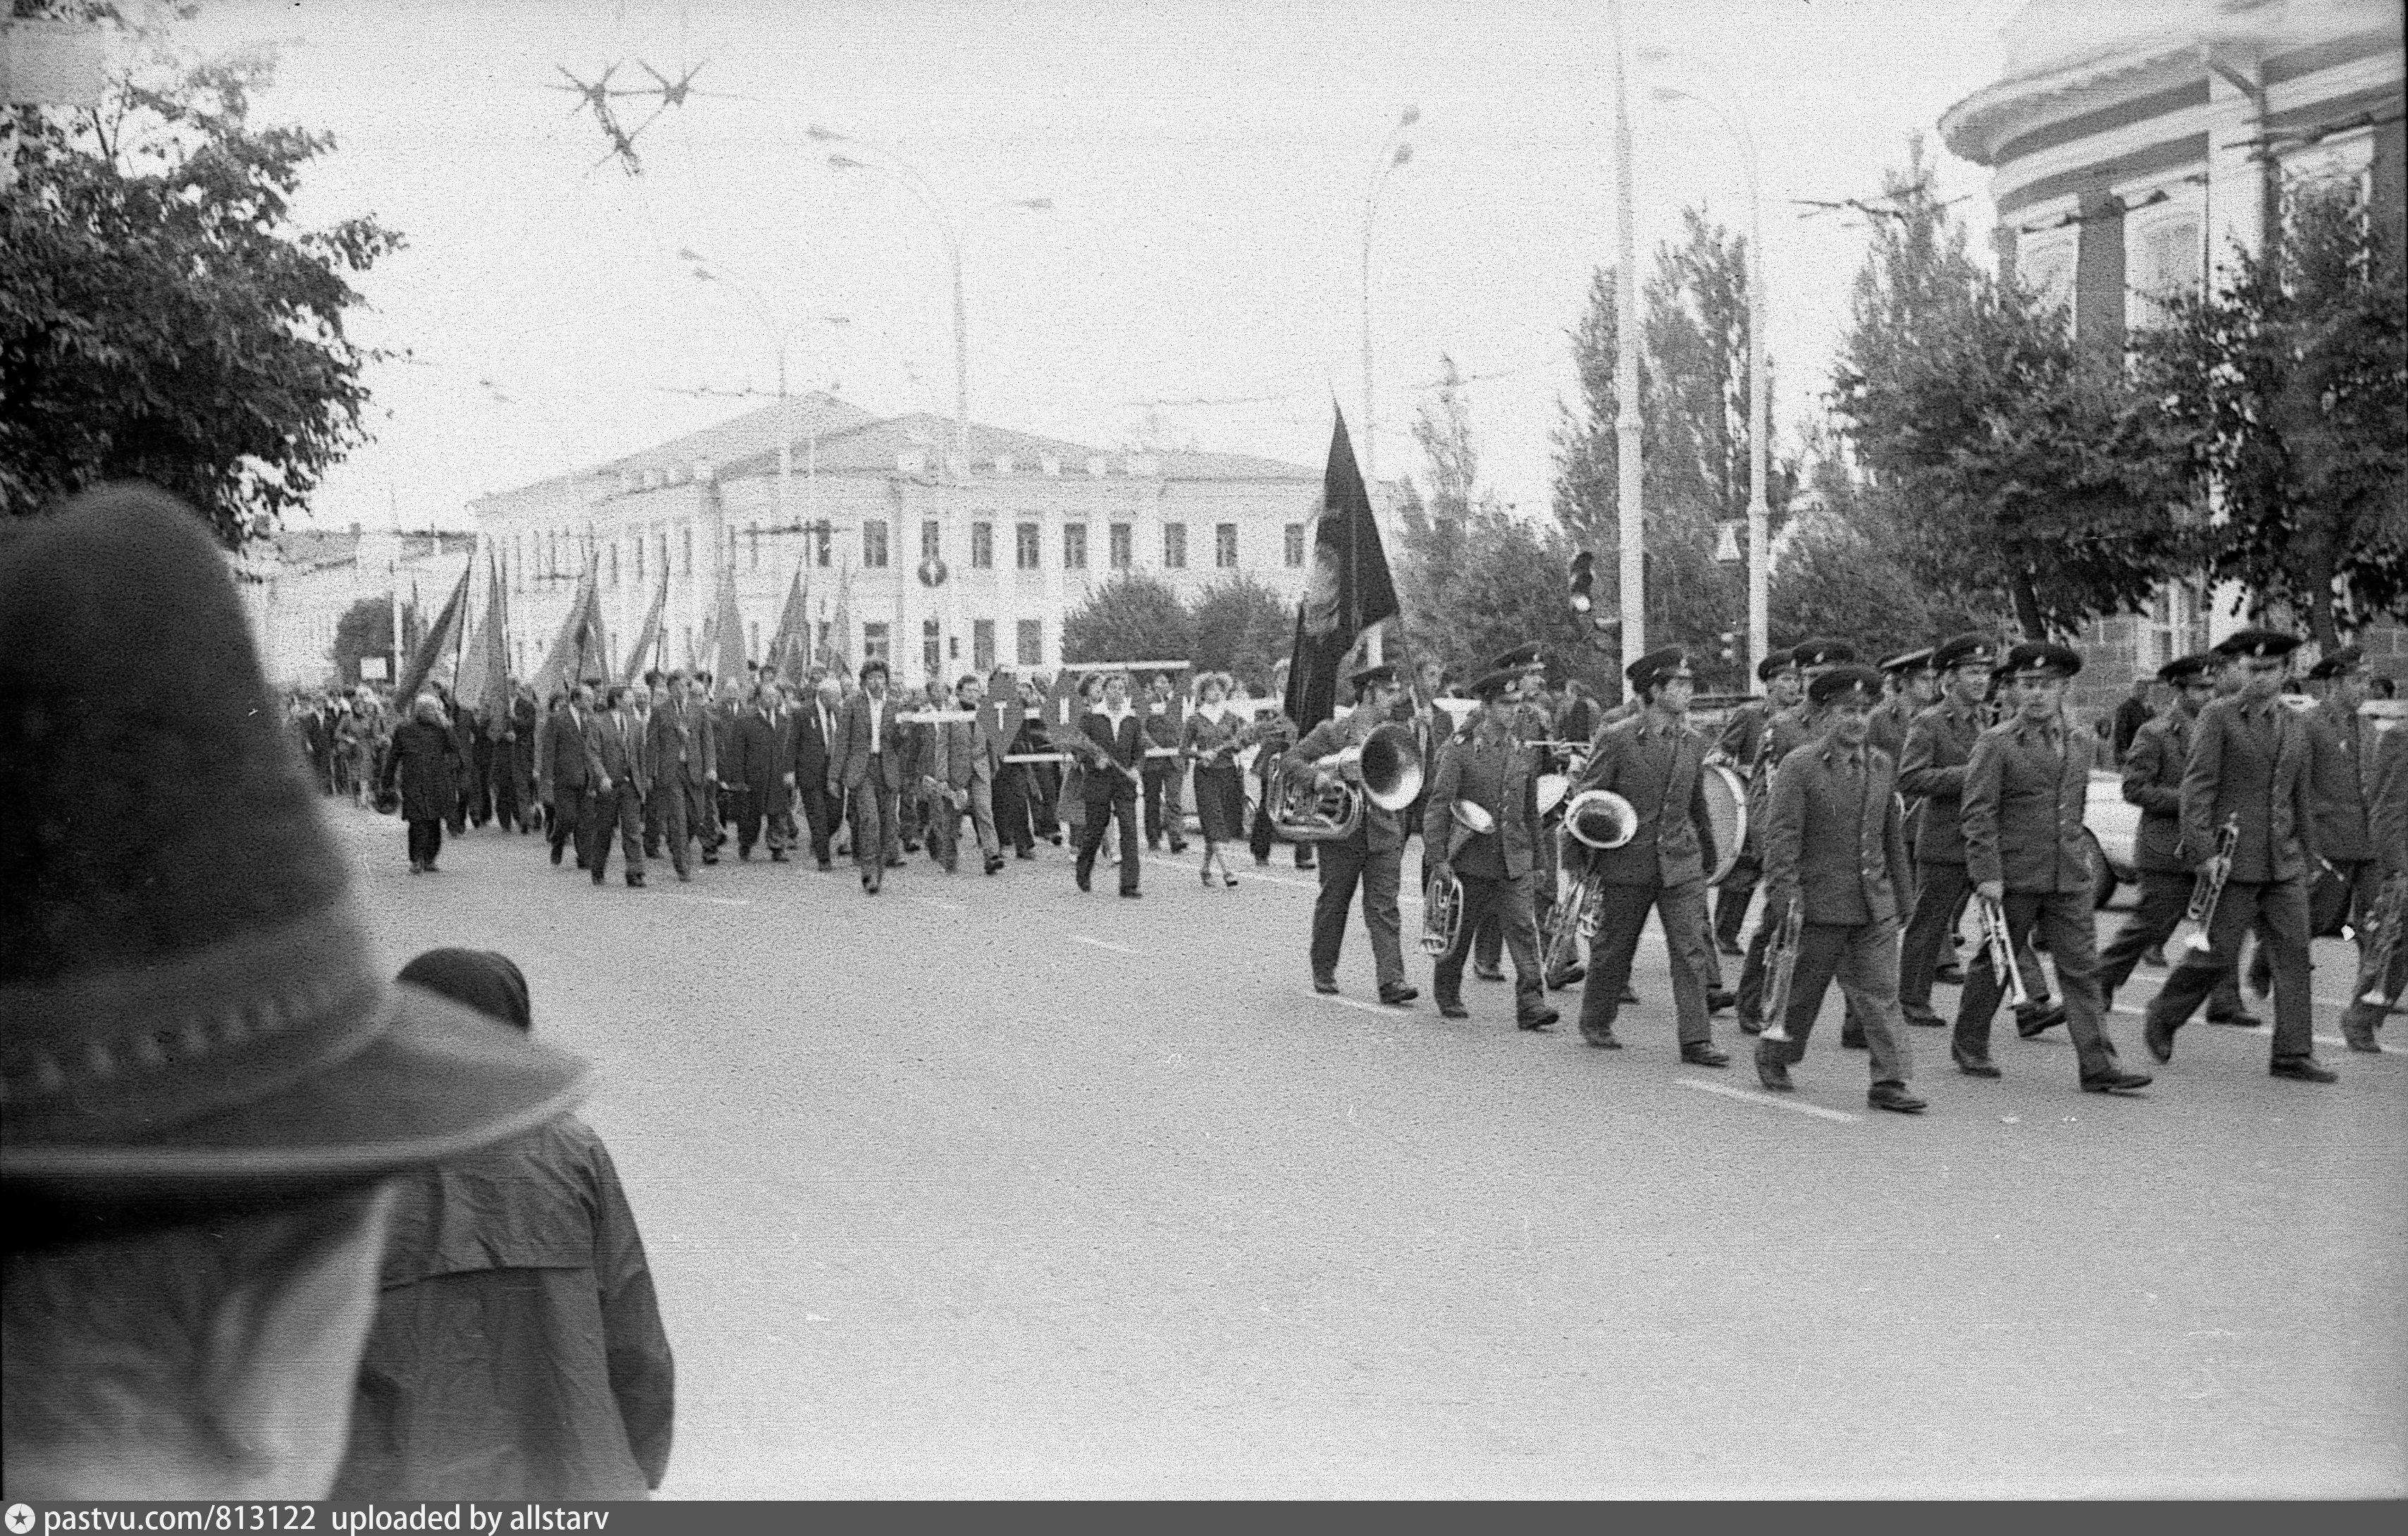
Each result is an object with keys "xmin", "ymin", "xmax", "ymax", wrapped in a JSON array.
[
  {"xmin": 848, "ymin": 770, "xmax": 901, "ymax": 873},
  {"xmin": 1432, "ymin": 871, "xmax": 1544, "ymax": 1014},
  {"xmin": 1578, "ymin": 878, "xmax": 1716, "ymax": 1045},
  {"xmin": 1713, "ymin": 853, "xmax": 1761, "ymax": 950},
  {"xmin": 2148, "ymin": 878, "xmax": 2316, "ymax": 1062},
  {"xmin": 646, "ymin": 782, "xmax": 692, "ymax": 878},
  {"xmin": 1311, "ymin": 839, "xmax": 1404, "ymax": 988},
  {"xmin": 1953, "ymin": 889, "xmax": 2122, "ymax": 1081},
  {"xmin": 1142, "ymin": 758, "xmax": 1187, "ymax": 847},
  {"xmin": 1899, "ymin": 861, "xmax": 2056, "ymax": 1017},
  {"xmin": 579, "ymin": 784, "xmax": 644, "ymax": 880},
  {"xmin": 2097, "ymin": 868, "xmax": 2246, "ymax": 1013},
  {"xmin": 2340, "ymin": 874, "xmax": 2408, "ymax": 1038},
  {"xmin": 1075, "ymin": 780, "xmax": 1142, "ymax": 894},
  {"xmin": 405, "ymin": 818, "xmax": 444, "ymax": 868},
  {"xmin": 1775, "ymin": 918, "xmax": 1912, "ymax": 1086},
  {"xmin": 1476, "ymin": 829, "xmax": 1560, "ymax": 971},
  {"xmin": 1739, "ymin": 889, "xmax": 1872, "ymax": 1042}
]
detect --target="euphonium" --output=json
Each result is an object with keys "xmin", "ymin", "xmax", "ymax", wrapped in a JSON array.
[
  {"xmin": 1421, "ymin": 866, "xmax": 1466, "ymax": 956},
  {"xmin": 1562, "ymin": 787, "xmax": 1638, "ymax": 849}
]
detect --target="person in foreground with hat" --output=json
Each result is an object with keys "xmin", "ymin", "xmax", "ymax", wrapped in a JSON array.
[
  {"xmin": 2142, "ymin": 629, "xmax": 2335, "ymax": 1081},
  {"xmin": 333, "ymin": 950, "xmax": 673, "ymax": 1501},
  {"xmin": 2, "ymin": 484, "xmax": 591, "ymax": 1500},
  {"xmin": 2096, "ymin": 653, "xmax": 2252, "ymax": 1021},
  {"xmin": 1298, "ymin": 663, "xmax": 1416, "ymax": 1004},
  {"xmin": 1753, "ymin": 665, "xmax": 1925, "ymax": 1112},
  {"xmin": 1564, "ymin": 648, "xmax": 1728, "ymax": 1063},
  {"xmin": 1424, "ymin": 668, "xmax": 1555, "ymax": 1028},
  {"xmin": 379, "ymin": 692, "xmax": 467, "ymax": 874},
  {"xmin": 1950, "ymin": 644, "xmax": 2152, "ymax": 1095},
  {"xmin": 1710, "ymin": 652, "xmax": 1801, "ymax": 958}
]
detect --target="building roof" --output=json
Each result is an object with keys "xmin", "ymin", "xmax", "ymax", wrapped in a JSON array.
[{"xmin": 710, "ymin": 410, "xmax": 1318, "ymax": 484}]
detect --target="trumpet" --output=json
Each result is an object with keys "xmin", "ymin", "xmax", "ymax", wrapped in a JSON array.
[
  {"xmin": 2350, "ymin": 871, "xmax": 2407, "ymax": 1007},
  {"xmin": 1421, "ymin": 864, "xmax": 1466, "ymax": 957},
  {"xmin": 1975, "ymin": 893, "xmax": 2032, "ymax": 1007},
  {"xmin": 2175, "ymin": 813, "xmax": 2242, "ymax": 955},
  {"xmin": 1760, "ymin": 897, "xmax": 1805, "ymax": 1042}
]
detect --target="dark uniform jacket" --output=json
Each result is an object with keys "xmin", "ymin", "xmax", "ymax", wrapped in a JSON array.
[
  {"xmin": 331, "ymin": 1114, "xmax": 674, "ymax": 1501},
  {"xmin": 645, "ymin": 699, "xmax": 716, "ymax": 792},
  {"xmin": 1898, "ymin": 696, "xmax": 1986, "ymax": 866},
  {"xmin": 2121, "ymin": 707, "xmax": 2197, "ymax": 873},
  {"xmin": 2370, "ymin": 726, "xmax": 2407, "ymax": 880},
  {"xmin": 2306, "ymin": 699, "xmax": 2376, "ymax": 864},
  {"xmin": 2180, "ymin": 696, "xmax": 2320, "ymax": 880},
  {"xmin": 1574, "ymin": 709, "xmax": 1717, "ymax": 888},
  {"xmin": 836, "ymin": 693, "xmax": 906, "ymax": 792},
  {"xmin": 1294, "ymin": 707, "xmax": 1406, "ymax": 853},
  {"xmin": 381, "ymin": 720, "xmax": 463, "ymax": 822},
  {"xmin": 586, "ymin": 708, "xmax": 650, "ymax": 799},
  {"xmin": 1716, "ymin": 699, "xmax": 1773, "ymax": 768},
  {"xmin": 1762, "ymin": 738, "xmax": 1914, "ymax": 926},
  {"xmin": 1867, "ymin": 694, "xmax": 1919, "ymax": 763},
  {"xmin": 1426, "ymin": 716, "xmax": 1541, "ymax": 881},
  {"xmin": 1962, "ymin": 715, "xmax": 2096, "ymax": 896}
]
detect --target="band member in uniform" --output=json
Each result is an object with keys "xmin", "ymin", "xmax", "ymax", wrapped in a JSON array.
[
  {"xmin": 1141, "ymin": 672, "xmax": 1190, "ymax": 853},
  {"xmin": 1569, "ymin": 648, "xmax": 1728, "ymax": 1063},
  {"xmin": 1473, "ymin": 643, "xmax": 1559, "ymax": 983},
  {"xmin": 1951, "ymin": 643, "xmax": 2151, "ymax": 1093},
  {"xmin": 1735, "ymin": 637, "xmax": 1860, "ymax": 1036},
  {"xmin": 2304, "ymin": 646, "xmax": 2382, "ymax": 952},
  {"xmin": 836, "ymin": 658, "xmax": 906, "ymax": 893},
  {"xmin": 1249, "ymin": 659, "xmax": 1312, "ymax": 871},
  {"xmin": 1867, "ymin": 647, "xmax": 1936, "ymax": 763},
  {"xmin": 2142, "ymin": 629, "xmax": 2334, "ymax": 1082},
  {"xmin": 1425, "ymin": 669, "xmax": 1557, "ymax": 1028},
  {"xmin": 1712, "ymin": 652, "xmax": 1800, "ymax": 956},
  {"xmin": 1753, "ymin": 665, "xmax": 1925, "ymax": 1113},
  {"xmin": 2340, "ymin": 720, "xmax": 2406, "ymax": 1052},
  {"xmin": 2096, "ymin": 653, "xmax": 2249, "ymax": 1019},
  {"xmin": 1299, "ymin": 663, "xmax": 1416, "ymax": 1004},
  {"xmin": 1073, "ymin": 670, "xmax": 1147, "ymax": 897}
]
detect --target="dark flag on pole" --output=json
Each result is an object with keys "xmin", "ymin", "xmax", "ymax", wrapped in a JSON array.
[{"xmin": 1282, "ymin": 407, "xmax": 1399, "ymax": 732}]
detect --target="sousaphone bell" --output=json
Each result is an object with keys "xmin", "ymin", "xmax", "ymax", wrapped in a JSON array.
[{"xmin": 1562, "ymin": 787, "xmax": 1638, "ymax": 850}]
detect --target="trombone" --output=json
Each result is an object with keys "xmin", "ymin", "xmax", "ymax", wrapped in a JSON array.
[{"xmin": 1975, "ymin": 893, "xmax": 2032, "ymax": 1007}]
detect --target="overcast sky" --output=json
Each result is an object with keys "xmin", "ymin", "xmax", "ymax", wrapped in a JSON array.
[{"xmin": 175, "ymin": 0, "xmax": 2026, "ymax": 529}]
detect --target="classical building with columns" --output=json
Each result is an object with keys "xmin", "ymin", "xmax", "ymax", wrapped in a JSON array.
[
  {"xmin": 1939, "ymin": 0, "xmax": 2404, "ymax": 701},
  {"xmin": 467, "ymin": 394, "xmax": 1321, "ymax": 687}
]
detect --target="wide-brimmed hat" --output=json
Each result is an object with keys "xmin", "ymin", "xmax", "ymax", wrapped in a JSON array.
[{"xmin": 1, "ymin": 486, "xmax": 592, "ymax": 1198}]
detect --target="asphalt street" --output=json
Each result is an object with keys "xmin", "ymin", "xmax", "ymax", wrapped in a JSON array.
[{"xmin": 333, "ymin": 802, "xmax": 2407, "ymax": 1498}]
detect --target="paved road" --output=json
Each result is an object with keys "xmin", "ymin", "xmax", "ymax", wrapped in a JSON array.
[{"xmin": 334, "ymin": 804, "xmax": 2406, "ymax": 1497}]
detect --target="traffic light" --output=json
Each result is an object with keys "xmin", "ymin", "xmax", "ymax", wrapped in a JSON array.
[
  {"xmin": 1569, "ymin": 551, "xmax": 1596, "ymax": 616},
  {"xmin": 1717, "ymin": 629, "xmax": 1739, "ymax": 665}
]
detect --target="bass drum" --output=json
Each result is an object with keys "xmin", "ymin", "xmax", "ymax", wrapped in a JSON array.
[{"xmin": 1701, "ymin": 762, "xmax": 1747, "ymax": 885}]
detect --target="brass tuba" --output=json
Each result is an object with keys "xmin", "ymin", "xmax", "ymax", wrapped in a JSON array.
[
  {"xmin": 1562, "ymin": 787, "xmax": 1638, "ymax": 849},
  {"xmin": 1270, "ymin": 722, "xmax": 1424, "ymax": 842}
]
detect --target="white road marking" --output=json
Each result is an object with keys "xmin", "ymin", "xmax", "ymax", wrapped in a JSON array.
[
  {"xmin": 1070, "ymin": 935, "xmax": 1144, "ymax": 956},
  {"xmin": 671, "ymin": 895, "xmax": 751, "ymax": 907},
  {"xmin": 1678, "ymin": 1078, "xmax": 1862, "ymax": 1123},
  {"xmin": 913, "ymin": 896, "xmax": 965, "ymax": 912},
  {"xmin": 1308, "ymin": 990, "xmax": 1394, "ymax": 1015}
]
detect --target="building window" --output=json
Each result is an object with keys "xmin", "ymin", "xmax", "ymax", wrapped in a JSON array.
[
  {"xmin": 1016, "ymin": 619, "xmax": 1043, "ymax": 667},
  {"xmin": 1015, "ymin": 522, "xmax": 1041, "ymax": 571},
  {"xmin": 657, "ymin": 529, "xmax": 669, "ymax": 579},
  {"xmin": 922, "ymin": 520, "xmax": 941, "ymax": 563},
  {"xmin": 631, "ymin": 532, "xmax": 645, "ymax": 582},
  {"xmin": 2126, "ymin": 211, "xmax": 2201, "ymax": 333},
  {"xmin": 1215, "ymin": 523, "xmax": 1237, "ymax": 569},
  {"xmin": 1109, "ymin": 522, "xmax": 1132, "ymax": 570},
  {"xmin": 973, "ymin": 618, "xmax": 996, "ymax": 672},
  {"xmin": 863, "ymin": 622, "xmax": 889, "ymax": 663},
  {"xmin": 2016, "ymin": 231, "xmax": 2077, "ymax": 326},
  {"xmin": 1163, "ymin": 522, "xmax": 1187, "ymax": 570},
  {"xmin": 863, "ymin": 519, "xmax": 889, "ymax": 569},
  {"xmin": 748, "ymin": 521, "xmax": 760, "ymax": 571},
  {"xmin": 923, "ymin": 618, "xmax": 941, "ymax": 675},
  {"xmin": 607, "ymin": 542, "xmax": 618, "ymax": 584},
  {"xmin": 1063, "ymin": 523, "xmax": 1087, "ymax": 570},
  {"xmin": 970, "ymin": 521, "xmax": 994, "ymax": 569},
  {"xmin": 1284, "ymin": 523, "xmax": 1305, "ymax": 567}
]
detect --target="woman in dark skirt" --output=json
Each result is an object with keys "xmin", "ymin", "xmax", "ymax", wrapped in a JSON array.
[
  {"xmin": 380, "ymin": 694, "xmax": 465, "ymax": 873},
  {"xmin": 1182, "ymin": 670, "xmax": 1252, "ymax": 887}
]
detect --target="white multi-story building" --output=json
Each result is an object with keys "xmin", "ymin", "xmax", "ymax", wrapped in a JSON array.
[
  {"xmin": 237, "ymin": 527, "xmax": 474, "ymax": 689},
  {"xmin": 467, "ymin": 394, "xmax": 1322, "ymax": 685}
]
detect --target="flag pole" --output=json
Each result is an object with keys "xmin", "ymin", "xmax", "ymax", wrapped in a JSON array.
[{"xmin": 1610, "ymin": 0, "xmax": 1646, "ymax": 677}]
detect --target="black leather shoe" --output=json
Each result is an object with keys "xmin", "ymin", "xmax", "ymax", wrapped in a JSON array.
[
  {"xmin": 1518, "ymin": 1008, "xmax": 1560, "ymax": 1032},
  {"xmin": 2082, "ymin": 1070, "xmax": 2151, "ymax": 1095},
  {"xmin": 1934, "ymin": 961, "xmax": 1965, "ymax": 986},
  {"xmin": 1619, "ymin": 983, "xmax": 1639, "ymax": 1005},
  {"xmin": 1378, "ymin": 983, "xmax": 1418, "ymax": 1005},
  {"xmin": 1736, "ymin": 1014, "xmax": 1764, "ymax": 1036},
  {"xmin": 884, "ymin": 854, "xmax": 905, "ymax": 868},
  {"xmin": 1681, "ymin": 1042, "xmax": 1730, "ymax": 1068},
  {"xmin": 867, "ymin": 872, "xmax": 882, "ymax": 895},
  {"xmin": 1840, "ymin": 1031, "xmax": 1868, "ymax": 1051},
  {"xmin": 2269, "ymin": 1057, "xmax": 2338, "ymax": 1083},
  {"xmin": 1582, "ymin": 1029, "xmax": 1622, "ymax": 1050},
  {"xmin": 818, "ymin": 859, "xmax": 834, "ymax": 872},
  {"xmin": 590, "ymin": 871, "xmax": 605, "ymax": 885},
  {"xmin": 1312, "ymin": 977, "xmax": 1340, "ymax": 996},
  {"xmin": 1753, "ymin": 1042, "xmax": 1791, "ymax": 1090},
  {"xmin": 1015, "ymin": 847, "xmax": 1035, "ymax": 860},
  {"xmin": 1953, "ymin": 1047, "xmax": 2001, "ymax": 1079},
  {"xmin": 626, "ymin": 873, "xmax": 645, "ymax": 887},
  {"xmin": 1901, "ymin": 1007, "xmax": 1948, "ymax": 1029},
  {"xmin": 1549, "ymin": 964, "xmax": 1588, "ymax": 990},
  {"xmin": 550, "ymin": 844, "xmax": 563, "ymax": 866},
  {"xmin": 2015, "ymin": 1002, "xmax": 2067, "ymax": 1038},
  {"xmin": 1705, "ymin": 988, "xmax": 1737, "ymax": 1014},
  {"xmin": 985, "ymin": 855, "xmax": 1005, "ymax": 875},
  {"xmin": 1438, "ymin": 1000, "xmax": 1470, "ymax": 1020},
  {"xmin": 2209, "ymin": 1009, "xmax": 2263, "ymax": 1028},
  {"xmin": 903, "ymin": 840, "xmax": 920, "ymax": 853},
  {"xmin": 1075, "ymin": 870, "xmax": 1092, "ymax": 892},
  {"xmin": 2143, "ymin": 1011, "xmax": 2175, "ymax": 1063},
  {"xmin": 1120, "ymin": 889, "xmax": 1142, "ymax": 899},
  {"xmin": 1473, "ymin": 964, "xmax": 1505, "ymax": 982},
  {"xmin": 1867, "ymin": 1083, "xmax": 1927, "ymax": 1114}
]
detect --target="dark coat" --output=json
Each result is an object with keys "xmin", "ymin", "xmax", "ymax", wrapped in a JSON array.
[
  {"xmin": 1716, "ymin": 699, "xmax": 1772, "ymax": 768},
  {"xmin": 2121, "ymin": 707, "xmax": 2196, "ymax": 873},
  {"xmin": 1573, "ymin": 709, "xmax": 1716, "ymax": 887},
  {"xmin": 1426, "ymin": 715, "xmax": 1542, "ymax": 881},
  {"xmin": 1867, "ymin": 695, "xmax": 1919, "ymax": 764},
  {"xmin": 1078, "ymin": 708, "xmax": 1147, "ymax": 802},
  {"xmin": 586, "ymin": 709, "xmax": 649, "ymax": 800},
  {"xmin": 793, "ymin": 698, "xmax": 842, "ymax": 791},
  {"xmin": 2305, "ymin": 699, "xmax": 2376, "ymax": 864},
  {"xmin": 1898, "ymin": 696, "xmax": 1986, "ymax": 866},
  {"xmin": 731, "ymin": 708, "xmax": 786, "ymax": 794},
  {"xmin": 1961, "ymin": 715, "xmax": 2098, "ymax": 896},
  {"xmin": 1294, "ymin": 706, "xmax": 1404, "ymax": 852},
  {"xmin": 1762, "ymin": 737, "xmax": 1914, "ymax": 926},
  {"xmin": 380, "ymin": 719, "xmax": 463, "ymax": 823},
  {"xmin": 543, "ymin": 708, "xmax": 595, "ymax": 797},
  {"xmin": 2180, "ymin": 696, "xmax": 2320, "ymax": 880},
  {"xmin": 331, "ymin": 1114, "xmax": 674, "ymax": 1501}
]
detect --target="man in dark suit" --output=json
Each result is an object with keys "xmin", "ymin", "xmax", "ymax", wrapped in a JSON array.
[
  {"xmin": 837, "ymin": 658, "xmax": 906, "ymax": 892},
  {"xmin": 2144, "ymin": 629, "xmax": 2333, "ymax": 1081},
  {"xmin": 644, "ymin": 671, "xmax": 715, "ymax": 883},
  {"xmin": 1753, "ymin": 665, "xmax": 1925, "ymax": 1113},
  {"xmin": 1297, "ymin": 663, "xmax": 1414, "ymax": 1004},
  {"xmin": 1951, "ymin": 643, "xmax": 2151, "ymax": 1094},
  {"xmin": 792, "ymin": 677, "xmax": 844, "ymax": 871},
  {"xmin": 731, "ymin": 684, "xmax": 789, "ymax": 862},
  {"xmin": 581, "ymin": 684, "xmax": 650, "ymax": 887},
  {"xmin": 544, "ymin": 682, "xmax": 596, "ymax": 868},
  {"xmin": 1567, "ymin": 647, "xmax": 1727, "ymax": 1063},
  {"xmin": 1424, "ymin": 668, "xmax": 1555, "ymax": 1030},
  {"xmin": 1710, "ymin": 652, "xmax": 1800, "ymax": 956}
]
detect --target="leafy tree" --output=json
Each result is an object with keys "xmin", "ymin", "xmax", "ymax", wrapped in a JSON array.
[
  {"xmin": 1188, "ymin": 572, "xmax": 1291, "ymax": 687},
  {"xmin": 1062, "ymin": 572, "xmax": 1194, "ymax": 665},
  {"xmin": 1829, "ymin": 137, "xmax": 2194, "ymax": 639},
  {"xmin": 2, "ymin": 11, "xmax": 405, "ymax": 545},
  {"xmin": 2131, "ymin": 178, "xmax": 2408, "ymax": 645},
  {"xmin": 328, "ymin": 593, "xmax": 418, "ymax": 686}
]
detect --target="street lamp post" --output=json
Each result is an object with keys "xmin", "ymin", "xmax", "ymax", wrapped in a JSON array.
[
  {"xmin": 1644, "ymin": 51, "xmax": 1770, "ymax": 686},
  {"xmin": 1362, "ymin": 106, "xmax": 1418, "ymax": 494}
]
